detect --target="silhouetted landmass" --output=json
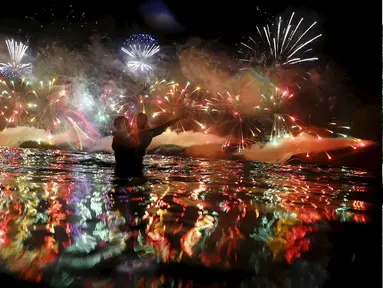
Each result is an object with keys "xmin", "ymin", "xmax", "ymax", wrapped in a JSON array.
[{"xmin": 19, "ymin": 141, "xmax": 73, "ymax": 150}]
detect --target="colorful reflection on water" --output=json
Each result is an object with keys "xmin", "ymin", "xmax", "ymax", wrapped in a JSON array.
[{"xmin": 0, "ymin": 147, "xmax": 377, "ymax": 287}]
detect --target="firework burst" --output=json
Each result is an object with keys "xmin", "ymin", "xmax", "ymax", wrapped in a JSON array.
[
  {"xmin": 257, "ymin": 76, "xmax": 304, "ymax": 143},
  {"xmin": 148, "ymin": 79, "xmax": 210, "ymax": 132},
  {"xmin": 238, "ymin": 12, "xmax": 322, "ymax": 79},
  {"xmin": 0, "ymin": 78, "xmax": 33, "ymax": 126},
  {"xmin": 121, "ymin": 34, "xmax": 160, "ymax": 76},
  {"xmin": 0, "ymin": 40, "xmax": 32, "ymax": 78},
  {"xmin": 206, "ymin": 90, "xmax": 264, "ymax": 151},
  {"xmin": 205, "ymin": 70, "xmax": 304, "ymax": 147},
  {"xmin": 25, "ymin": 78, "xmax": 68, "ymax": 130}
]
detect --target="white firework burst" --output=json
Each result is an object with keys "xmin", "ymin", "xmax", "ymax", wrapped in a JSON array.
[
  {"xmin": 0, "ymin": 39, "xmax": 32, "ymax": 77},
  {"xmin": 121, "ymin": 34, "xmax": 160, "ymax": 74},
  {"xmin": 239, "ymin": 12, "xmax": 322, "ymax": 69}
]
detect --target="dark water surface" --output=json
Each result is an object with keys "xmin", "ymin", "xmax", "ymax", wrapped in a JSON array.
[{"xmin": 0, "ymin": 147, "xmax": 379, "ymax": 287}]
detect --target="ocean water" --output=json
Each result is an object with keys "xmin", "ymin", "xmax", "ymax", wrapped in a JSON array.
[{"xmin": 0, "ymin": 147, "xmax": 378, "ymax": 287}]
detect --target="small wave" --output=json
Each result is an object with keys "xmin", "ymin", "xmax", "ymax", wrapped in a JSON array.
[{"xmin": 239, "ymin": 135, "xmax": 374, "ymax": 163}]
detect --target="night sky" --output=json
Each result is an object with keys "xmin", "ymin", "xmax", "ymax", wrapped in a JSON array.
[{"xmin": 0, "ymin": 1, "xmax": 380, "ymax": 105}]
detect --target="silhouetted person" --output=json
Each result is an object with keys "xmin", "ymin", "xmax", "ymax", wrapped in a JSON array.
[
  {"xmin": 135, "ymin": 112, "xmax": 182, "ymax": 169},
  {"xmin": 112, "ymin": 116, "xmax": 141, "ymax": 178}
]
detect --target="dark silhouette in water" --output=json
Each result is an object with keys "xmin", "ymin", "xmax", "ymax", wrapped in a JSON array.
[
  {"xmin": 0, "ymin": 273, "xmax": 50, "ymax": 287},
  {"xmin": 112, "ymin": 116, "xmax": 141, "ymax": 178},
  {"xmin": 112, "ymin": 114, "xmax": 181, "ymax": 178}
]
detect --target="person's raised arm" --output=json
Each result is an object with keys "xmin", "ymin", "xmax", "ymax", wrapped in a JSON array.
[{"xmin": 151, "ymin": 115, "xmax": 183, "ymax": 137}]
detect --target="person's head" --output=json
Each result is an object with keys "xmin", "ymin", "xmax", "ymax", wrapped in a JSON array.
[
  {"xmin": 136, "ymin": 112, "xmax": 149, "ymax": 130},
  {"xmin": 114, "ymin": 116, "xmax": 130, "ymax": 132}
]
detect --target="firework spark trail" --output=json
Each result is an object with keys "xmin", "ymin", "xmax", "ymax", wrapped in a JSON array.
[
  {"xmin": 62, "ymin": 109, "xmax": 100, "ymax": 138},
  {"xmin": 0, "ymin": 40, "xmax": 32, "ymax": 77},
  {"xmin": 239, "ymin": 12, "xmax": 322, "ymax": 68},
  {"xmin": 243, "ymin": 70, "xmax": 304, "ymax": 143},
  {"xmin": 257, "ymin": 81, "xmax": 299, "ymax": 143}
]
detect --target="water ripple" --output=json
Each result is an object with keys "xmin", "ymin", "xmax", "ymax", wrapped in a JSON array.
[{"xmin": 0, "ymin": 147, "xmax": 377, "ymax": 287}]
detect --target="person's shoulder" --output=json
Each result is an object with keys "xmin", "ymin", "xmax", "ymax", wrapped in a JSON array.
[{"xmin": 112, "ymin": 132, "xmax": 120, "ymax": 140}]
